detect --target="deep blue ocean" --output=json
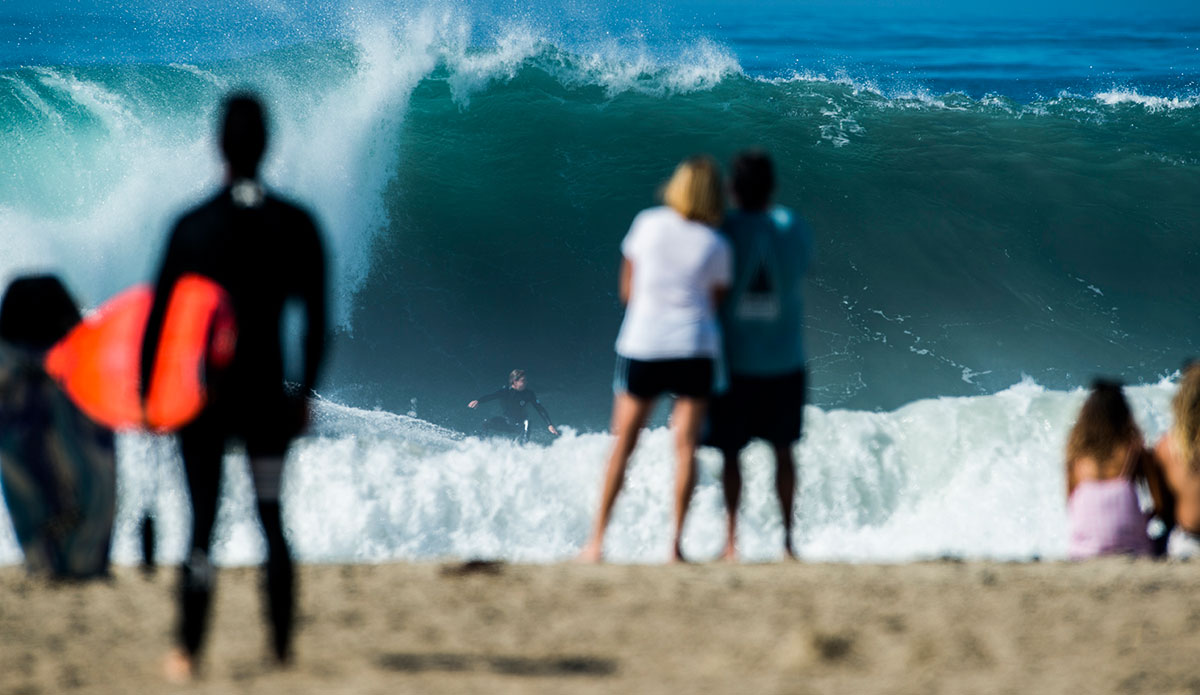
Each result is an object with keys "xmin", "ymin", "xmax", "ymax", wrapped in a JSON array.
[{"xmin": 0, "ymin": 0, "xmax": 1198, "ymax": 564}]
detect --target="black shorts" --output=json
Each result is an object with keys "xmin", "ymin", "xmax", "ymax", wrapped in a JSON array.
[
  {"xmin": 482, "ymin": 416, "xmax": 530, "ymax": 441},
  {"xmin": 704, "ymin": 369, "xmax": 806, "ymax": 451},
  {"xmin": 186, "ymin": 392, "xmax": 303, "ymax": 459},
  {"xmin": 613, "ymin": 355, "xmax": 715, "ymax": 400}
]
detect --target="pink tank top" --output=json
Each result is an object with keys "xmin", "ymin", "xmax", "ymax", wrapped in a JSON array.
[{"xmin": 1067, "ymin": 477, "xmax": 1152, "ymax": 559}]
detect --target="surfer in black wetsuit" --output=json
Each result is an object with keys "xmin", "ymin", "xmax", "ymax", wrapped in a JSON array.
[
  {"xmin": 468, "ymin": 369, "xmax": 559, "ymax": 442},
  {"xmin": 140, "ymin": 93, "xmax": 328, "ymax": 682}
]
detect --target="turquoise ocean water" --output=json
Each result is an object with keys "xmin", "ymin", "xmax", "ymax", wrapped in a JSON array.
[{"xmin": 0, "ymin": 0, "xmax": 1197, "ymax": 564}]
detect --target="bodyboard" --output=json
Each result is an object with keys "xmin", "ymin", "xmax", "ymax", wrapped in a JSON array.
[
  {"xmin": 44, "ymin": 274, "xmax": 236, "ymax": 432},
  {"xmin": 0, "ymin": 346, "xmax": 115, "ymax": 577}
]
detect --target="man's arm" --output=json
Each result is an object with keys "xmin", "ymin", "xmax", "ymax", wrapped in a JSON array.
[
  {"xmin": 529, "ymin": 392, "xmax": 559, "ymax": 435},
  {"xmin": 139, "ymin": 228, "xmax": 187, "ymax": 402},
  {"xmin": 469, "ymin": 388, "xmax": 507, "ymax": 408}
]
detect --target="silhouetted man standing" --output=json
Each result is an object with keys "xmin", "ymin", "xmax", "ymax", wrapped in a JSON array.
[
  {"xmin": 141, "ymin": 93, "xmax": 328, "ymax": 681},
  {"xmin": 705, "ymin": 150, "xmax": 812, "ymax": 561}
]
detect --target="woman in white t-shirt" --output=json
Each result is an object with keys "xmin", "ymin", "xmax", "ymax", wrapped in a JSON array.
[{"xmin": 579, "ymin": 156, "xmax": 732, "ymax": 563}]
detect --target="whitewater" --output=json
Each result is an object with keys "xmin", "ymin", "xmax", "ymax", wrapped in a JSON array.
[
  {"xmin": 0, "ymin": 377, "xmax": 1181, "ymax": 566},
  {"xmin": 1, "ymin": 4, "xmax": 1198, "ymax": 565}
]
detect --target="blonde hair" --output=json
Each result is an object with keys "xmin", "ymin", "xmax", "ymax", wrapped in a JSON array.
[
  {"xmin": 661, "ymin": 155, "xmax": 724, "ymax": 226},
  {"xmin": 1173, "ymin": 363, "xmax": 1200, "ymax": 473}
]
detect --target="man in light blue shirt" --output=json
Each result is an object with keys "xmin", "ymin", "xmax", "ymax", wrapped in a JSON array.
[{"xmin": 706, "ymin": 150, "xmax": 813, "ymax": 560}]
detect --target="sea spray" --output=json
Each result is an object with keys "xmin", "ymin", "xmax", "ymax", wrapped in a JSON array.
[
  {"xmin": 0, "ymin": 378, "xmax": 1173, "ymax": 567},
  {"xmin": 1, "ymin": 2, "xmax": 1197, "ymax": 566}
]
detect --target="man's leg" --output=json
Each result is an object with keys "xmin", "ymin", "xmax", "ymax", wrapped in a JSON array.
[
  {"xmin": 166, "ymin": 428, "xmax": 225, "ymax": 681},
  {"xmin": 720, "ymin": 448, "xmax": 742, "ymax": 561},
  {"xmin": 482, "ymin": 417, "xmax": 522, "ymax": 440},
  {"xmin": 249, "ymin": 455, "xmax": 294, "ymax": 663},
  {"xmin": 772, "ymin": 442, "xmax": 797, "ymax": 560}
]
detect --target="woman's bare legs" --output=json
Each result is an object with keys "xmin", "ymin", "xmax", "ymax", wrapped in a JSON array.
[
  {"xmin": 670, "ymin": 397, "xmax": 707, "ymax": 562},
  {"xmin": 720, "ymin": 448, "xmax": 742, "ymax": 561},
  {"xmin": 578, "ymin": 391, "xmax": 654, "ymax": 563},
  {"xmin": 773, "ymin": 442, "xmax": 798, "ymax": 560}
]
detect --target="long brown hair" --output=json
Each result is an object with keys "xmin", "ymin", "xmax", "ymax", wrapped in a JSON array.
[
  {"xmin": 1066, "ymin": 380, "xmax": 1138, "ymax": 467},
  {"xmin": 1172, "ymin": 363, "xmax": 1200, "ymax": 474}
]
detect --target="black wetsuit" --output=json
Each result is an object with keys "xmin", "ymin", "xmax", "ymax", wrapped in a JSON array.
[
  {"xmin": 474, "ymin": 386, "xmax": 554, "ymax": 441},
  {"xmin": 140, "ymin": 182, "xmax": 327, "ymax": 663}
]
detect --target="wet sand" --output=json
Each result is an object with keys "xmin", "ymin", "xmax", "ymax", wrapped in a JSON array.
[{"xmin": 2, "ymin": 558, "xmax": 1199, "ymax": 694}]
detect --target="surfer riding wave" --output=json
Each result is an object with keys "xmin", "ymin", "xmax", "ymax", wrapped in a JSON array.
[{"xmin": 468, "ymin": 369, "xmax": 559, "ymax": 442}]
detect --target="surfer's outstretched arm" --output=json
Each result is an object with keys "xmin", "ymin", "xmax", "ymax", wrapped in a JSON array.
[
  {"xmin": 469, "ymin": 388, "xmax": 506, "ymax": 408},
  {"xmin": 532, "ymin": 398, "xmax": 558, "ymax": 435}
]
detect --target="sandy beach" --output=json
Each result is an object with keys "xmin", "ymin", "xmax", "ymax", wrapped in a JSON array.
[{"xmin": 2, "ymin": 558, "xmax": 1199, "ymax": 694}]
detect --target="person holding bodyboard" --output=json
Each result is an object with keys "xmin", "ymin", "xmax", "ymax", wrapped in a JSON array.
[
  {"xmin": 140, "ymin": 93, "xmax": 329, "ymax": 682},
  {"xmin": 0, "ymin": 275, "xmax": 116, "ymax": 579}
]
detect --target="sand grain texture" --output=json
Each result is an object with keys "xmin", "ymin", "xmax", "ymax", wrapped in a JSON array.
[{"xmin": 2, "ymin": 559, "xmax": 1199, "ymax": 694}]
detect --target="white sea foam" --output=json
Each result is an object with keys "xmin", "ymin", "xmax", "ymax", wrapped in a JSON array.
[
  {"xmin": 0, "ymin": 71, "xmax": 214, "ymax": 306},
  {"xmin": 761, "ymin": 72, "xmax": 1200, "ymax": 117},
  {"xmin": 1093, "ymin": 89, "xmax": 1200, "ymax": 111},
  {"xmin": 0, "ymin": 378, "xmax": 1179, "ymax": 567},
  {"xmin": 0, "ymin": 14, "xmax": 748, "ymax": 323},
  {"xmin": 542, "ymin": 37, "xmax": 741, "ymax": 98},
  {"xmin": 166, "ymin": 63, "xmax": 230, "ymax": 89},
  {"xmin": 441, "ymin": 21, "xmax": 545, "ymax": 106},
  {"xmin": 0, "ymin": 17, "xmax": 443, "ymax": 325},
  {"xmin": 760, "ymin": 69, "xmax": 884, "ymax": 98}
]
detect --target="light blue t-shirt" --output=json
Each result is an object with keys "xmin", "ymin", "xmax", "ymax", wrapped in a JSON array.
[{"xmin": 719, "ymin": 206, "xmax": 813, "ymax": 376}]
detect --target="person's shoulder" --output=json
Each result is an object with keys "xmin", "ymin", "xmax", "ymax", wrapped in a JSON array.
[
  {"xmin": 170, "ymin": 190, "xmax": 226, "ymax": 235},
  {"xmin": 640, "ymin": 205, "xmax": 674, "ymax": 219},
  {"xmin": 263, "ymin": 192, "xmax": 325, "ymax": 252},
  {"xmin": 623, "ymin": 207, "xmax": 670, "ymax": 252},
  {"xmin": 264, "ymin": 192, "xmax": 318, "ymax": 225},
  {"xmin": 708, "ymin": 224, "xmax": 732, "ymax": 251},
  {"xmin": 765, "ymin": 205, "xmax": 807, "ymax": 231},
  {"xmin": 769, "ymin": 205, "xmax": 795, "ymax": 227},
  {"xmin": 181, "ymin": 189, "xmax": 227, "ymax": 218},
  {"xmin": 769, "ymin": 205, "xmax": 813, "ymax": 244},
  {"xmin": 630, "ymin": 206, "xmax": 675, "ymax": 228}
]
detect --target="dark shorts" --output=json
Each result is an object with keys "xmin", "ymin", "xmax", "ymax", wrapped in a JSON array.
[
  {"xmin": 184, "ymin": 391, "xmax": 303, "ymax": 459},
  {"xmin": 704, "ymin": 369, "xmax": 806, "ymax": 451},
  {"xmin": 482, "ymin": 416, "xmax": 530, "ymax": 442},
  {"xmin": 613, "ymin": 355, "xmax": 715, "ymax": 400}
]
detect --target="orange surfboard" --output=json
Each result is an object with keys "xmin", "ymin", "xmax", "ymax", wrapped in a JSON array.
[{"xmin": 44, "ymin": 274, "xmax": 236, "ymax": 432}]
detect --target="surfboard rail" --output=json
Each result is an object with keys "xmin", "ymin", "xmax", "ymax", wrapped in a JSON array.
[{"xmin": 44, "ymin": 274, "xmax": 236, "ymax": 432}]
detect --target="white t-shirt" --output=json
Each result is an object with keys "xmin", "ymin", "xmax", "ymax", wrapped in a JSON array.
[{"xmin": 614, "ymin": 206, "xmax": 732, "ymax": 360}]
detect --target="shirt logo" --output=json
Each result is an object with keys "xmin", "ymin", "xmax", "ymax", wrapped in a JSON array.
[{"xmin": 736, "ymin": 257, "xmax": 781, "ymax": 321}]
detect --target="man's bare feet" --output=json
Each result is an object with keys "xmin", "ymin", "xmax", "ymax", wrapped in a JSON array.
[
  {"xmin": 576, "ymin": 541, "xmax": 603, "ymax": 564},
  {"xmin": 163, "ymin": 647, "xmax": 194, "ymax": 684}
]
